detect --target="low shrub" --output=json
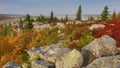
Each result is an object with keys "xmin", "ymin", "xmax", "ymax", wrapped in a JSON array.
[{"xmin": 95, "ymin": 18, "xmax": 120, "ymax": 47}]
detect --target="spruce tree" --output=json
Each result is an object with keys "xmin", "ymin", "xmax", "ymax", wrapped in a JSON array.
[
  {"xmin": 54, "ymin": 16, "xmax": 58, "ymax": 21},
  {"xmin": 88, "ymin": 16, "xmax": 94, "ymax": 21},
  {"xmin": 24, "ymin": 14, "xmax": 33, "ymax": 29},
  {"xmin": 19, "ymin": 18, "xmax": 23, "ymax": 29},
  {"xmin": 40, "ymin": 15, "xmax": 45, "ymax": 22},
  {"xmin": 25, "ymin": 21, "xmax": 33, "ymax": 30},
  {"xmin": 50, "ymin": 11, "xmax": 54, "ymax": 22},
  {"xmin": 65, "ymin": 14, "xmax": 68, "ymax": 21},
  {"xmin": 2, "ymin": 25, "xmax": 8, "ymax": 36},
  {"xmin": 112, "ymin": 11, "xmax": 116, "ymax": 19},
  {"xmin": 100, "ymin": 6, "xmax": 109, "ymax": 21},
  {"xmin": 36, "ymin": 16, "xmax": 41, "ymax": 22},
  {"xmin": 25, "ymin": 14, "xmax": 30, "ymax": 22},
  {"xmin": 76, "ymin": 5, "xmax": 82, "ymax": 21}
]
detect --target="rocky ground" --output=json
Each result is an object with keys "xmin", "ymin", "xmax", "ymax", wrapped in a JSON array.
[{"xmin": 2, "ymin": 35, "xmax": 120, "ymax": 68}]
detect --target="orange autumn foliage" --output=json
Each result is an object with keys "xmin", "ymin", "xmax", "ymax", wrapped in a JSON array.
[
  {"xmin": 0, "ymin": 54, "xmax": 13, "ymax": 68},
  {"xmin": 0, "ymin": 27, "xmax": 59, "ymax": 67}
]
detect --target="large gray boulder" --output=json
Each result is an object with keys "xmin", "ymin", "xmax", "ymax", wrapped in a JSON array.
[
  {"xmin": 27, "ymin": 42, "xmax": 71, "ymax": 63},
  {"xmin": 2, "ymin": 61, "xmax": 20, "ymax": 68},
  {"xmin": 31, "ymin": 60, "xmax": 54, "ymax": 68},
  {"xmin": 81, "ymin": 35, "xmax": 119, "ymax": 66},
  {"xmin": 84, "ymin": 55, "xmax": 120, "ymax": 68},
  {"xmin": 56, "ymin": 49, "xmax": 83, "ymax": 68}
]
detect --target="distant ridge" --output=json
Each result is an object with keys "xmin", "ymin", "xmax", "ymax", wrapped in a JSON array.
[{"xmin": 0, "ymin": 14, "xmax": 24, "ymax": 17}]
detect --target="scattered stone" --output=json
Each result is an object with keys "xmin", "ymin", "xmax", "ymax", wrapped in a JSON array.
[{"xmin": 31, "ymin": 60, "xmax": 55, "ymax": 68}]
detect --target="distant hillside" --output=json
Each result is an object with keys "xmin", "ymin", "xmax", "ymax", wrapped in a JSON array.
[
  {"xmin": 0, "ymin": 14, "xmax": 24, "ymax": 21},
  {"xmin": 57, "ymin": 14, "xmax": 99, "ymax": 20},
  {"xmin": 0, "ymin": 14, "xmax": 24, "ymax": 17},
  {"xmin": 0, "ymin": 16, "xmax": 14, "ymax": 21}
]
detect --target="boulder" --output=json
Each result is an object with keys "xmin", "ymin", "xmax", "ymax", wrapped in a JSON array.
[
  {"xmin": 2, "ymin": 61, "xmax": 20, "ymax": 68},
  {"xmin": 31, "ymin": 60, "xmax": 55, "ymax": 68},
  {"xmin": 75, "ymin": 21, "xmax": 82, "ymax": 24},
  {"xmin": 56, "ymin": 49, "xmax": 83, "ymax": 68},
  {"xmin": 21, "ymin": 63, "xmax": 30, "ymax": 68},
  {"xmin": 27, "ymin": 42, "xmax": 71, "ymax": 63},
  {"xmin": 89, "ymin": 24, "xmax": 105, "ymax": 31},
  {"xmin": 84, "ymin": 55, "xmax": 120, "ymax": 68},
  {"xmin": 81, "ymin": 35, "xmax": 118, "ymax": 66},
  {"xmin": 66, "ymin": 21, "xmax": 74, "ymax": 25},
  {"xmin": 56, "ymin": 22, "xmax": 65, "ymax": 29}
]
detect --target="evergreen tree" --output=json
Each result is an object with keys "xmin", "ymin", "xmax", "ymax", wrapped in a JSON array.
[
  {"xmin": 100, "ymin": 6, "xmax": 109, "ymax": 21},
  {"xmin": 61, "ymin": 17, "xmax": 63, "ymax": 21},
  {"xmin": 40, "ymin": 15, "xmax": 45, "ymax": 22},
  {"xmin": 112, "ymin": 11, "xmax": 116, "ymax": 19},
  {"xmin": 36, "ymin": 16, "xmax": 41, "ymax": 22},
  {"xmin": 2, "ymin": 25, "xmax": 8, "ymax": 36},
  {"xmin": 76, "ymin": 5, "xmax": 82, "ymax": 21},
  {"xmin": 25, "ymin": 21, "xmax": 33, "ymax": 30},
  {"xmin": 54, "ymin": 16, "xmax": 58, "ymax": 21},
  {"xmin": 88, "ymin": 16, "xmax": 94, "ymax": 21},
  {"xmin": 36, "ymin": 15, "xmax": 45, "ymax": 22},
  {"xmin": 50, "ymin": 11, "xmax": 54, "ymax": 22},
  {"xmin": 65, "ymin": 14, "xmax": 68, "ymax": 21},
  {"xmin": 25, "ymin": 14, "xmax": 30, "ymax": 22},
  {"xmin": 19, "ymin": 18, "xmax": 23, "ymax": 29},
  {"xmin": 31, "ymin": 18, "xmax": 35, "ymax": 22},
  {"xmin": 24, "ymin": 14, "xmax": 33, "ymax": 29}
]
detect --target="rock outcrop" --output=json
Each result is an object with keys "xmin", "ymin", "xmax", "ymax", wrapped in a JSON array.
[
  {"xmin": 31, "ymin": 60, "xmax": 55, "ymax": 68},
  {"xmin": 27, "ymin": 42, "xmax": 71, "ymax": 63},
  {"xmin": 84, "ymin": 55, "xmax": 120, "ymax": 68},
  {"xmin": 2, "ymin": 61, "xmax": 20, "ymax": 68},
  {"xmin": 56, "ymin": 49, "xmax": 83, "ymax": 68},
  {"xmin": 3, "ymin": 35, "xmax": 120, "ymax": 68},
  {"xmin": 81, "ymin": 35, "xmax": 119, "ymax": 66}
]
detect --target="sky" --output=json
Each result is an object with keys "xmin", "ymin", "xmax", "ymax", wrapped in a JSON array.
[{"xmin": 0, "ymin": 0, "xmax": 120, "ymax": 16}]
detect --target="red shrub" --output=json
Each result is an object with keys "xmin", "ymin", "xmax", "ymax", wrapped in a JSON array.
[{"xmin": 95, "ymin": 18, "xmax": 120, "ymax": 47}]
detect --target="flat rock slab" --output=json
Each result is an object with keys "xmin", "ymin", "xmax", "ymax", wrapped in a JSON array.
[
  {"xmin": 31, "ymin": 60, "xmax": 55, "ymax": 68},
  {"xmin": 84, "ymin": 55, "xmax": 120, "ymax": 68},
  {"xmin": 27, "ymin": 42, "xmax": 71, "ymax": 63}
]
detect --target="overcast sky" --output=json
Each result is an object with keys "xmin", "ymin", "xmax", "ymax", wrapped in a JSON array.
[{"xmin": 0, "ymin": 0, "xmax": 120, "ymax": 16}]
